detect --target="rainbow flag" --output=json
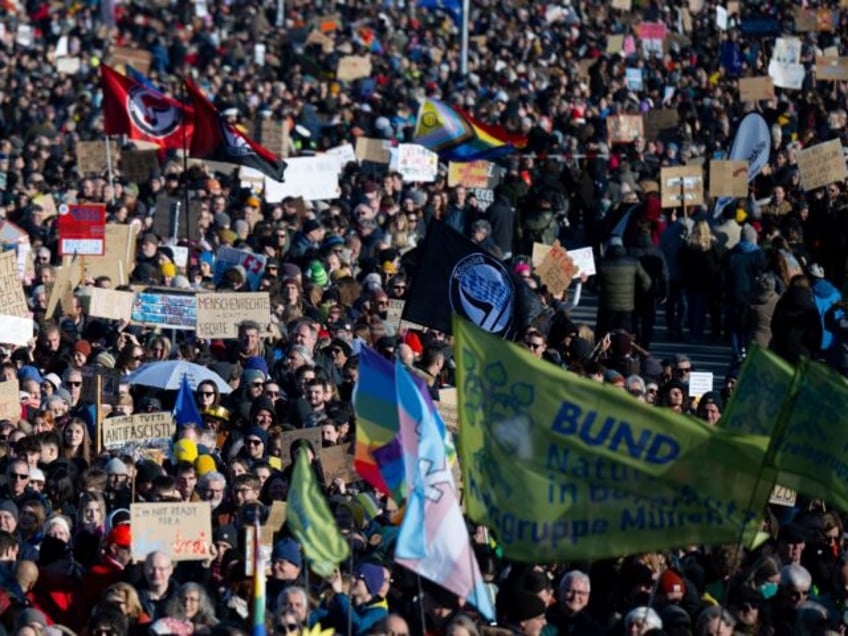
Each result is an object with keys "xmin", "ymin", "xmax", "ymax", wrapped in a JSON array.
[
  {"xmin": 413, "ymin": 98, "xmax": 527, "ymax": 161},
  {"xmin": 353, "ymin": 347, "xmax": 456, "ymax": 505},
  {"xmin": 394, "ymin": 360, "xmax": 495, "ymax": 621},
  {"xmin": 252, "ymin": 523, "xmax": 265, "ymax": 636}
]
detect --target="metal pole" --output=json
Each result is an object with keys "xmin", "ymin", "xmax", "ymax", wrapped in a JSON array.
[
  {"xmin": 104, "ymin": 136, "xmax": 116, "ymax": 206},
  {"xmin": 276, "ymin": 0, "xmax": 284, "ymax": 27},
  {"xmin": 460, "ymin": 0, "xmax": 470, "ymax": 77}
]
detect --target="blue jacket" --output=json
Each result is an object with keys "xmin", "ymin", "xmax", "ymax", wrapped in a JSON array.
[
  {"xmin": 812, "ymin": 278, "xmax": 842, "ymax": 351},
  {"xmin": 310, "ymin": 594, "xmax": 388, "ymax": 636}
]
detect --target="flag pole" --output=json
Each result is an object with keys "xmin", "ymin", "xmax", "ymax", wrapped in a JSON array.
[
  {"xmin": 460, "ymin": 0, "xmax": 470, "ymax": 77},
  {"xmin": 95, "ymin": 373, "xmax": 102, "ymax": 455},
  {"xmin": 104, "ymin": 135, "xmax": 116, "ymax": 207},
  {"xmin": 416, "ymin": 575, "xmax": 427, "ymax": 636},
  {"xmin": 347, "ymin": 550, "xmax": 354, "ymax": 636},
  {"xmin": 181, "ymin": 79, "xmax": 191, "ymax": 244}
]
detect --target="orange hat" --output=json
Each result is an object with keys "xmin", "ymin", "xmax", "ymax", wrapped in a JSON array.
[{"xmin": 107, "ymin": 523, "xmax": 132, "ymax": 548}]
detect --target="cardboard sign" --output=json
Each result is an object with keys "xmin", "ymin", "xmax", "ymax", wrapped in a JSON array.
[
  {"xmin": 769, "ymin": 484, "xmax": 798, "ymax": 507},
  {"xmin": 536, "ymin": 241, "xmax": 577, "ymax": 297},
  {"xmin": 336, "ymin": 55, "xmax": 372, "ymax": 81},
  {"xmin": 81, "ymin": 366, "xmax": 122, "ymax": 406},
  {"xmin": 58, "ymin": 203, "xmax": 106, "ymax": 256},
  {"xmin": 320, "ymin": 444, "xmax": 356, "ymax": 483},
  {"xmin": 355, "ymin": 137, "xmax": 391, "ymax": 164},
  {"xmin": 88, "ymin": 287, "xmax": 135, "ymax": 322},
  {"xmin": 277, "ymin": 428, "xmax": 323, "ymax": 470},
  {"xmin": 33, "ymin": 194, "xmax": 58, "ymax": 219},
  {"xmin": 448, "ymin": 161, "xmax": 493, "ymax": 188},
  {"xmin": 0, "ymin": 380, "xmax": 20, "ymax": 422},
  {"xmin": 395, "ymin": 144, "xmax": 438, "ymax": 183},
  {"xmin": 45, "ymin": 255, "xmax": 83, "ymax": 320},
  {"xmin": 606, "ymin": 34, "xmax": 624, "ymax": 55},
  {"xmin": 795, "ymin": 7, "xmax": 834, "ymax": 32},
  {"xmin": 738, "ymin": 76, "xmax": 775, "ymax": 101},
  {"xmin": 815, "ymin": 57, "xmax": 848, "ymax": 81},
  {"xmin": 0, "ymin": 250, "xmax": 29, "ymax": 318},
  {"xmin": 386, "ymin": 299, "xmax": 405, "ymax": 332},
  {"xmin": 797, "ymin": 139, "xmax": 848, "ymax": 191},
  {"xmin": 438, "ymin": 387, "xmax": 459, "ymax": 433},
  {"xmin": 606, "ymin": 114, "xmax": 644, "ymax": 144},
  {"xmin": 306, "ymin": 29, "xmax": 335, "ymax": 53},
  {"xmin": 643, "ymin": 109, "xmax": 679, "ymax": 141},
  {"xmin": 56, "ymin": 57, "xmax": 81, "ymax": 75},
  {"xmin": 77, "ymin": 140, "xmax": 119, "ymax": 175},
  {"xmin": 212, "ymin": 246, "xmax": 266, "ymax": 291},
  {"xmin": 688, "ymin": 371, "xmax": 714, "ymax": 398},
  {"xmin": 260, "ymin": 119, "xmax": 290, "ymax": 159},
  {"xmin": 131, "ymin": 502, "xmax": 212, "ymax": 561},
  {"xmin": 312, "ymin": 13, "xmax": 341, "ymax": 32},
  {"xmin": 131, "ymin": 290, "xmax": 197, "ymax": 330},
  {"xmin": 660, "ymin": 165, "xmax": 704, "ymax": 208},
  {"xmin": 195, "ymin": 292, "xmax": 271, "ymax": 339},
  {"xmin": 110, "ymin": 46, "xmax": 153, "ymax": 74},
  {"xmin": 85, "ymin": 224, "xmax": 137, "ymax": 286},
  {"xmin": 611, "ymin": 0, "xmax": 631, "ymax": 10},
  {"xmin": 102, "ymin": 411, "xmax": 175, "ymax": 450},
  {"xmin": 122, "ymin": 150, "xmax": 160, "ymax": 185},
  {"xmin": 710, "ymin": 160, "xmax": 749, "ymax": 198}
]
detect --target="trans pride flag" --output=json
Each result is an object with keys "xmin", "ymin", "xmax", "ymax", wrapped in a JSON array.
[
  {"xmin": 413, "ymin": 98, "xmax": 527, "ymax": 161},
  {"xmin": 393, "ymin": 360, "xmax": 495, "ymax": 621},
  {"xmin": 353, "ymin": 347, "xmax": 456, "ymax": 506}
]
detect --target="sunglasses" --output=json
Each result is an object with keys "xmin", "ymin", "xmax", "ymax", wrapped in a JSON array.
[
  {"xmin": 246, "ymin": 438, "xmax": 263, "ymax": 446},
  {"xmin": 10, "ymin": 473, "xmax": 28, "ymax": 480},
  {"xmin": 198, "ymin": 391, "xmax": 215, "ymax": 397},
  {"xmin": 525, "ymin": 341, "xmax": 544, "ymax": 350},
  {"xmin": 67, "ymin": 381, "xmax": 82, "ymax": 387},
  {"xmin": 251, "ymin": 382, "xmax": 264, "ymax": 388},
  {"xmin": 133, "ymin": 355, "xmax": 145, "ymax": 361}
]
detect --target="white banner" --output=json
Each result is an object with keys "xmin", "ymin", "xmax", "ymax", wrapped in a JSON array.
[{"xmin": 263, "ymin": 156, "xmax": 343, "ymax": 202}]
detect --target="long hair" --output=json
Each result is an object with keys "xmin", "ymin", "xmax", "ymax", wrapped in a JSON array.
[
  {"xmin": 104, "ymin": 581, "xmax": 146, "ymax": 621},
  {"xmin": 686, "ymin": 219, "xmax": 715, "ymax": 252},
  {"xmin": 62, "ymin": 417, "xmax": 91, "ymax": 465},
  {"xmin": 165, "ymin": 582, "xmax": 219, "ymax": 626}
]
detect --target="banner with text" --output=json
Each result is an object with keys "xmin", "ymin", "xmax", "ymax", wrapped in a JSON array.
[
  {"xmin": 102, "ymin": 411, "xmax": 175, "ymax": 452},
  {"xmin": 196, "ymin": 292, "xmax": 271, "ymax": 339},
  {"xmin": 130, "ymin": 502, "xmax": 212, "ymax": 561}
]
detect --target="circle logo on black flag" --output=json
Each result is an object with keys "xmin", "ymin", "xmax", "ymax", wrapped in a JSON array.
[
  {"xmin": 127, "ymin": 86, "xmax": 182, "ymax": 138},
  {"xmin": 449, "ymin": 253, "xmax": 514, "ymax": 336}
]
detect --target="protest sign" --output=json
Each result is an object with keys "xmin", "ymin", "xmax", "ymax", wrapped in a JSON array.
[
  {"xmin": 438, "ymin": 387, "xmax": 459, "ymax": 432},
  {"xmin": 660, "ymin": 165, "xmax": 704, "ymax": 208},
  {"xmin": 0, "ymin": 316, "xmax": 32, "ymax": 347},
  {"xmin": 716, "ymin": 5, "xmax": 728, "ymax": 30},
  {"xmin": 110, "ymin": 46, "xmax": 153, "ymax": 74},
  {"xmin": 88, "ymin": 287, "xmax": 135, "ymax": 322},
  {"xmin": 395, "ymin": 144, "xmax": 438, "ymax": 182},
  {"xmin": 0, "ymin": 381, "xmax": 19, "ymax": 421},
  {"xmin": 454, "ymin": 319, "xmax": 773, "ymax": 561},
  {"xmin": 643, "ymin": 109, "xmax": 679, "ymax": 142},
  {"xmin": 0, "ymin": 250, "xmax": 29, "ymax": 318},
  {"xmin": 709, "ymin": 160, "xmax": 749, "ymax": 198},
  {"xmin": 448, "ymin": 161, "xmax": 492, "ymax": 188},
  {"xmin": 260, "ymin": 119, "xmax": 290, "ymax": 158},
  {"xmin": 56, "ymin": 56, "xmax": 81, "ymax": 75},
  {"xmin": 606, "ymin": 114, "xmax": 644, "ymax": 144},
  {"xmin": 815, "ymin": 57, "xmax": 848, "ymax": 81},
  {"xmin": 278, "ymin": 428, "xmax": 323, "ymax": 470},
  {"xmin": 131, "ymin": 290, "xmax": 197, "ymax": 330},
  {"xmin": 122, "ymin": 150, "xmax": 160, "ymax": 185},
  {"xmin": 102, "ymin": 412, "xmax": 175, "ymax": 451},
  {"xmin": 796, "ymin": 139, "xmax": 848, "ymax": 191},
  {"xmin": 536, "ymin": 241, "xmax": 578, "ymax": 297},
  {"xmin": 738, "ymin": 76, "xmax": 775, "ymax": 101},
  {"xmin": 320, "ymin": 444, "xmax": 356, "ymax": 483},
  {"xmin": 58, "ymin": 203, "xmax": 106, "ymax": 256},
  {"xmin": 639, "ymin": 22, "xmax": 667, "ymax": 40},
  {"xmin": 688, "ymin": 372, "xmax": 714, "ymax": 398},
  {"xmin": 33, "ymin": 194, "xmax": 58, "ymax": 219},
  {"xmin": 625, "ymin": 68, "xmax": 643, "ymax": 91},
  {"xmin": 212, "ymin": 246, "xmax": 267, "ymax": 291},
  {"xmin": 795, "ymin": 7, "xmax": 834, "ymax": 31},
  {"xmin": 325, "ymin": 143, "xmax": 356, "ymax": 168},
  {"xmin": 386, "ymin": 299, "xmax": 405, "ymax": 332},
  {"xmin": 769, "ymin": 484, "xmax": 798, "ymax": 507},
  {"xmin": 77, "ymin": 140, "xmax": 119, "ymax": 175},
  {"xmin": 769, "ymin": 37, "xmax": 805, "ymax": 89},
  {"xmin": 606, "ymin": 35, "xmax": 624, "ymax": 55},
  {"xmin": 611, "ymin": 0, "xmax": 631, "ymax": 10},
  {"xmin": 45, "ymin": 255, "xmax": 83, "ymax": 320},
  {"xmin": 336, "ymin": 55, "xmax": 372, "ymax": 81},
  {"xmin": 312, "ymin": 13, "xmax": 342, "ymax": 31},
  {"xmin": 15, "ymin": 25, "xmax": 33, "ymax": 48},
  {"xmin": 85, "ymin": 224, "xmax": 137, "ymax": 286},
  {"xmin": 196, "ymin": 292, "xmax": 271, "ymax": 339},
  {"xmin": 0, "ymin": 221, "xmax": 27, "ymax": 247},
  {"xmin": 81, "ymin": 366, "xmax": 122, "ymax": 406},
  {"xmin": 131, "ymin": 502, "xmax": 212, "ymax": 561},
  {"xmin": 263, "ymin": 156, "xmax": 342, "ymax": 201},
  {"xmin": 306, "ymin": 29, "xmax": 335, "ymax": 53},
  {"xmin": 568, "ymin": 247, "xmax": 597, "ymax": 277},
  {"xmin": 355, "ymin": 137, "xmax": 392, "ymax": 164}
]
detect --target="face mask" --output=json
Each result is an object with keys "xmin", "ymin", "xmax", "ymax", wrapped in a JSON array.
[{"xmin": 760, "ymin": 582, "xmax": 778, "ymax": 599}]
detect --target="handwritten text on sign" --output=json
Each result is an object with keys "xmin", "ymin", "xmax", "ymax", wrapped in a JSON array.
[
  {"xmin": 102, "ymin": 412, "xmax": 175, "ymax": 450},
  {"xmin": 130, "ymin": 502, "xmax": 212, "ymax": 561}
]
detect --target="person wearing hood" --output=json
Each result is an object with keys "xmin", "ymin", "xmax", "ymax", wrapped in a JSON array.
[
  {"xmin": 770, "ymin": 275, "xmax": 823, "ymax": 365},
  {"xmin": 749, "ymin": 273, "xmax": 781, "ymax": 350},
  {"xmin": 726, "ymin": 224, "xmax": 767, "ymax": 360},
  {"xmin": 808, "ymin": 263, "xmax": 842, "ymax": 355}
]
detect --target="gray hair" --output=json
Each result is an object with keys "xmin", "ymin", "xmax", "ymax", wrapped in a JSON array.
[
  {"xmin": 780, "ymin": 564, "xmax": 812, "ymax": 590},
  {"xmin": 165, "ymin": 582, "xmax": 218, "ymax": 626},
  {"xmin": 626, "ymin": 375, "xmax": 646, "ymax": 393},
  {"xmin": 625, "ymin": 607, "xmax": 662, "ymax": 633},
  {"xmin": 198, "ymin": 471, "xmax": 226, "ymax": 489},
  {"xmin": 695, "ymin": 606, "xmax": 735, "ymax": 636},
  {"xmin": 558, "ymin": 570, "xmax": 591, "ymax": 601},
  {"xmin": 277, "ymin": 585, "xmax": 308, "ymax": 613}
]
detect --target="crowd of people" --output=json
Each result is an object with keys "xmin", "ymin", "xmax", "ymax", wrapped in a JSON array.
[{"xmin": 1, "ymin": 0, "xmax": 848, "ymax": 635}]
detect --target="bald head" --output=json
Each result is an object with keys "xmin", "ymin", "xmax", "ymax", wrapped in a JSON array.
[
  {"xmin": 15, "ymin": 560, "xmax": 38, "ymax": 592},
  {"xmin": 396, "ymin": 343, "xmax": 415, "ymax": 367}
]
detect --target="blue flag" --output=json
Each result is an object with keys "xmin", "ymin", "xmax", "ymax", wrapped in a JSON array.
[
  {"xmin": 173, "ymin": 375, "xmax": 202, "ymax": 428},
  {"xmin": 125, "ymin": 64, "xmax": 158, "ymax": 90},
  {"xmin": 417, "ymin": 0, "xmax": 462, "ymax": 24}
]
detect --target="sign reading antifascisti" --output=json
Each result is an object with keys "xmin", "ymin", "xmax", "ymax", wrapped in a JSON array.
[{"xmin": 102, "ymin": 412, "xmax": 175, "ymax": 450}]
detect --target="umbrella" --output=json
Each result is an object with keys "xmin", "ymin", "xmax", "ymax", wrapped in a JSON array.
[{"xmin": 125, "ymin": 360, "xmax": 232, "ymax": 394}]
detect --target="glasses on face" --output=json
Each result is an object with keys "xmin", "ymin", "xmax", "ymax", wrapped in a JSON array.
[
  {"xmin": 525, "ymin": 341, "xmax": 544, "ymax": 350},
  {"xmin": 246, "ymin": 438, "xmax": 263, "ymax": 446},
  {"xmin": 251, "ymin": 381, "xmax": 264, "ymax": 388},
  {"xmin": 67, "ymin": 381, "xmax": 82, "ymax": 387},
  {"xmin": 133, "ymin": 355, "xmax": 144, "ymax": 361},
  {"xmin": 10, "ymin": 473, "xmax": 28, "ymax": 480},
  {"xmin": 740, "ymin": 603, "xmax": 758, "ymax": 612},
  {"xmin": 199, "ymin": 391, "xmax": 215, "ymax": 397},
  {"xmin": 677, "ymin": 366, "xmax": 692, "ymax": 373},
  {"xmin": 235, "ymin": 487, "xmax": 254, "ymax": 495}
]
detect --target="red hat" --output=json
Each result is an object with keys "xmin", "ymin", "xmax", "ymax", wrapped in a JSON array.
[
  {"xmin": 107, "ymin": 523, "xmax": 132, "ymax": 548},
  {"xmin": 74, "ymin": 340, "xmax": 92, "ymax": 358},
  {"xmin": 659, "ymin": 570, "xmax": 685, "ymax": 595}
]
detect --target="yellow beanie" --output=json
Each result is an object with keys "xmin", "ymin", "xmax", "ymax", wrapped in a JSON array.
[
  {"xmin": 735, "ymin": 208, "xmax": 748, "ymax": 224},
  {"xmin": 174, "ymin": 439, "xmax": 198, "ymax": 463},
  {"xmin": 161, "ymin": 262, "xmax": 177, "ymax": 278},
  {"xmin": 194, "ymin": 454, "xmax": 216, "ymax": 476}
]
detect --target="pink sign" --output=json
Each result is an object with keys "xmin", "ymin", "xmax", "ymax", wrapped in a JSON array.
[{"xmin": 639, "ymin": 22, "xmax": 668, "ymax": 40}]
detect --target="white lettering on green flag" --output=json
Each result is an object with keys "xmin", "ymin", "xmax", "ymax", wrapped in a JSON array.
[{"xmin": 454, "ymin": 318, "xmax": 775, "ymax": 562}]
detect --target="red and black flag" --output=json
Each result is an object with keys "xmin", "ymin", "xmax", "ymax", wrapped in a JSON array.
[
  {"xmin": 184, "ymin": 79, "xmax": 286, "ymax": 182},
  {"xmin": 100, "ymin": 64, "xmax": 193, "ymax": 150}
]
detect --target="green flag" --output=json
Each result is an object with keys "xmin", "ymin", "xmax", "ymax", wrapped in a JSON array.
[
  {"xmin": 766, "ymin": 358, "xmax": 848, "ymax": 510},
  {"xmin": 719, "ymin": 345, "xmax": 795, "ymax": 437},
  {"xmin": 286, "ymin": 448, "xmax": 350, "ymax": 577},
  {"xmin": 454, "ymin": 317, "xmax": 775, "ymax": 562}
]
